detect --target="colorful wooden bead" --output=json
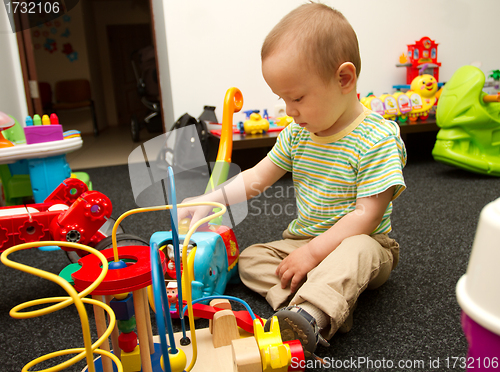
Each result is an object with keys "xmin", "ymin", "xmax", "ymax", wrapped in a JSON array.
[
  {"xmin": 161, "ymin": 348, "xmax": 187, "ymax": 372},
  {"xmin": 109, "ymin": 293, "xmax": 135, "ymax": 320},
  {"xmin": 109, "ymin": 260, "xmax": 127, "ymax": 270},
  {"xmin": 118, "ymin": 331, "xmax": 138, "ymax": 353},
  {"xmin": 118, "ymin": 315, "xmax": 136, "ymax": 333},
  {"xmin": 114, "ymin": 292, "xmax": 129, "ymax": 300}
]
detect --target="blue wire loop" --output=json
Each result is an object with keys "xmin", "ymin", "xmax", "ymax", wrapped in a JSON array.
[
  {"xmin": 150, "ymin": 242, "xmax": 174, "ymax": 372},
  {"xmin": 166, "ymin": 167, "xmax": 187, "ymax": 338},
  {"xmin": 149, "ymin": 166, "xmax": 182, "ymax": 372}
]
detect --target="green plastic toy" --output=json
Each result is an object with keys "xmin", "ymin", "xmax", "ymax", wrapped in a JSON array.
[
  {"xmin": 432, "ymin": 65, "xmax": 500, "ymax": 176},
  {"xmin": 2, "ymin": 116, "xmax": 26, "ymax": 144}
]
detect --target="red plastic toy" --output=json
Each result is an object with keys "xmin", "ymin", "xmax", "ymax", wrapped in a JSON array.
[
  {"xmin": 0, "ymin": 177, "xmax": 112, "ymax": 255},
  {"xmin": 397, "ymin": 36, "xmax": 441, "ymax": 84}
]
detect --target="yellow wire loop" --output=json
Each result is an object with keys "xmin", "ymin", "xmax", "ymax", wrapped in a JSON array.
[
  {"xmin": 0, "ymin": 241, "xmax": 123, "ymax": 372},
  {"xmin": 1, "ymin": 201, "xmax": 226, "ymax": 372}
]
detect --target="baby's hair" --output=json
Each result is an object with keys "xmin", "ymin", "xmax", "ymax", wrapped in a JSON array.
[{"xmin": 261, "ymin": 2, "xmax": 361, "ymax": 83}]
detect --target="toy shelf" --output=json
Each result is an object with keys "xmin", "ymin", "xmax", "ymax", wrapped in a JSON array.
[
  {"xmin": 398, "ymin": 118, "xmax": 439, "ymax": 134},
  {"xmin": 209, "ymin": 119, "xmax": 439, "ymax": 149},
  {"xmin": 208, "ymin": 118, "xmax": 440, "ymax": 169}
]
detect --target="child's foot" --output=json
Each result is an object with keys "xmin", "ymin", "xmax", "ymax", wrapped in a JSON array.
[{"xmin": 263, "ymin": 305, "xmax": 329, "ymax": 359}]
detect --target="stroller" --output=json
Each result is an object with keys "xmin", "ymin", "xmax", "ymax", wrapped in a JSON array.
[{"xmin": 130, "ymin": 45, "xmax": 164, "ymax": 142}]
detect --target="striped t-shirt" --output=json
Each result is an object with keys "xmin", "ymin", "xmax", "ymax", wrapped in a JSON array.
[{"xmin": 267, "ymin": 109, "xmax": 407, "ymax": 237}]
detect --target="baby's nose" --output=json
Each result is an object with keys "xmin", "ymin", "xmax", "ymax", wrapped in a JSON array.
[{"xmin": 286, "ymin": 106, "xmax": 298, "ymax": 118}]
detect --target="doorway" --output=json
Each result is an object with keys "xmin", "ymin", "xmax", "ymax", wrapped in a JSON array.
[
  {"xmin": 107, "ymin": 23, "xmax": 153, "ymax": 127},
  {"xmin": 17, "ymin": 0, "xmax": 162, "ymax": 137}
]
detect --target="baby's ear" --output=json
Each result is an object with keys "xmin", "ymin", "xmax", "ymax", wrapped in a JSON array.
[{"xmin": 337, "ymin": 62, "xmax": 357, "ymax": 94}]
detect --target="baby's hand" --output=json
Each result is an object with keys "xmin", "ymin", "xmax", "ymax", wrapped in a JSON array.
[
  {"xmin": 276, "ymin": 244, "xmax": 319, "ymax": 293},
  {"xmin": 177, "ymin": 196, "xmax": 215, "ymax": 230}
]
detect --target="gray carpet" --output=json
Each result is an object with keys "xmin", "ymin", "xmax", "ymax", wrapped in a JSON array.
[{"xmin": 1, "ymin": 133, "xmax": 499, "ymax": 371}]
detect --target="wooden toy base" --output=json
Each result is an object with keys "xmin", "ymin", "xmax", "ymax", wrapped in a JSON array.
[{"xmin": 83, "ymin": 328, "xmax": 237, "ymax": 372}]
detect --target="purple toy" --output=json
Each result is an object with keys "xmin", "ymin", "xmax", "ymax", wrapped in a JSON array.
[
  {"xmin": 457, "ymin": 197, "xmax": 500, "ymax": 371},
  {"xmin": 24, "ymin": 125, "xmax": 64, "ymax": 144}
]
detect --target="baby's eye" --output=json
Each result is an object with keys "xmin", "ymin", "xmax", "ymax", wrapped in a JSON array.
[{"xmin": 293, "ymin": 96, "xmax": 303, "ymax": 103}]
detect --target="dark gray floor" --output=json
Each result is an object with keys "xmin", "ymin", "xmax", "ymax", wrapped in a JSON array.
[{"xmin": 1, "ymin": 132, "xmax": 499, "ymax": 371}]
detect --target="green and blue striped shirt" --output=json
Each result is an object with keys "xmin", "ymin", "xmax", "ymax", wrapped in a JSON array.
[{"xmin": 268, "ymin": 109, "xmax": 407, "ymax": 237}]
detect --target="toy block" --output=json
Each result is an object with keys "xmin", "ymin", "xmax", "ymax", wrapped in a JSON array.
[
  {"xmin": 110, "ymin": 293, "xmax": 135, "ymax": 320},
  {"xmin": 210, "ymin": 298, "xmax": 232, "ymax": 310},
  {"xmin": 209, "ymin": 298, "xmax": 232, "ymax": 333},
  {"xmin": 212, "ymin": 309, "xmax": 240, "ymax": 348},
  {"xmin": 120, "ymin": 345, "xmax": 141, "ymax": 372},
  {"xmin": 118, "ymin": 331, "xmax": 138, "ymax": 353},
  {"xmin": 231, "ymin": 337, "xmax": 263, "ymax": 372}
]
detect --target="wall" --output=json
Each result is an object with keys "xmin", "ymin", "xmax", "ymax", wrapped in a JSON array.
[
  {"xmin": 160, "ymin": 0, "xmax": 500, "ymax": 126},
  {"xmin": 4, "ymin": 1, "xmax": 499, "ymax": 133},
  {"xmin": 31, "ymin": 2, "xmax": 91, "ymax": 85},
  {"xmin": 0, "ymin": 7, "xmax": 28, "ymax": 123}
]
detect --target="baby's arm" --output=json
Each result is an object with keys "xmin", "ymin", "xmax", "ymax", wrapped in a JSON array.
[
  {"xmin": 178, "ymin": 157, "xmax": 287, "ymax": 226},
  {"xmin": 276, "ymin": 186, "xmax": 395, "ymax": 293}
]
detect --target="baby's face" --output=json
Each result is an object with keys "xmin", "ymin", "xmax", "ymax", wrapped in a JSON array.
[{"xmin": 262, "ymin": 51, "xmax": 347, "ymax": 137}]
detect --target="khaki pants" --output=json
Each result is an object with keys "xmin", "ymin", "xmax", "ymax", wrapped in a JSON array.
[{"xmin": 238, "ymin": 230, "xmax": 400, "ymax": 339}]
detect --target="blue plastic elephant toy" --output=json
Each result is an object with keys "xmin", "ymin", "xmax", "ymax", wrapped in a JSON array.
[{"xmin": 150, "ymin": 229, "xmax": 239, "ymax": 302}]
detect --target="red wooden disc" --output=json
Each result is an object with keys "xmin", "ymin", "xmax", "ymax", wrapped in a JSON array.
[{"xmin": 72, "ymin": 245, "xmax": 166, "ymax": 295}]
